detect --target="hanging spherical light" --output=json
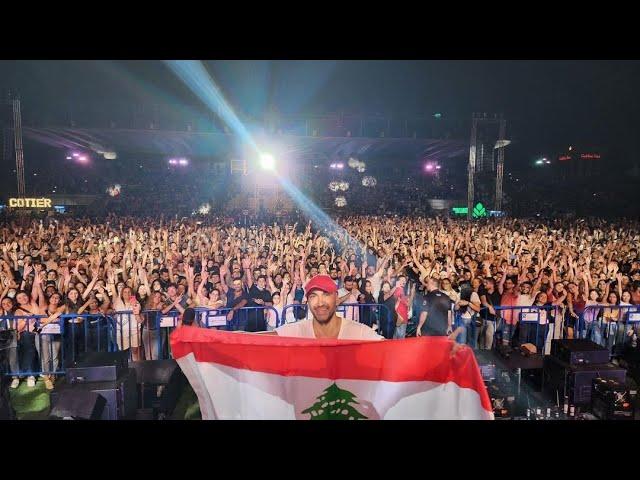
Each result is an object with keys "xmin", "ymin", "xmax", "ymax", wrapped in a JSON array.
[
  {"xmin": 362, "ymin": 176, "xmax": 377, "ymax": 187},
  {"xmin": 348, "ymin": 157, "xmax": 359, "ymax": 169},
  {"xmin": 198, "ymin": 203, "xmax": 211, "ymax": 215},
  {"xmin": 106, "ymin": 184, "xmax": 121, "ymax": 197},
  {"xmin": 338, "ymin": 181, "xmax": 349, "ymax": 191},
  {"xmin": 335, "ymin": 196, "xmax": 347, "ymax": 207},
  {"xmin": 328, "ymin": 181, "xmax": 340, "ymax": 192}
]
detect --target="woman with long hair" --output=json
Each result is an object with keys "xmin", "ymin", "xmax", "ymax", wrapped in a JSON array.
[
  {"xmin": 35, "ymin": 290, "xmax": 65, "ymax": 390},
  {"xmin": 61, "ymin": 287, "xmax": 85, "ymax": 367},
  {"xmin": 1, "ymin": 296, "xmax": 21, "ymax": 389},
  {"xmin": 13, "ymin": 290, "xmax": 40, "ymax": 388},
  {"xmin": 377, "ymin": 281, "xmax": 396, "ymax": 339},
  {"xmin": 112, "ymin": 285, "xmax": 142, "ymax": 360},
  {"xmin": 602, "ymin": 290, "xmax": 621, "ymax": 352}
]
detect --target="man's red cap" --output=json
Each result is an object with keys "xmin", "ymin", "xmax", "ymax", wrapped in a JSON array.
[{"xmin": 304, "ymin": 274, "xmax": 338, "ymax": 296}]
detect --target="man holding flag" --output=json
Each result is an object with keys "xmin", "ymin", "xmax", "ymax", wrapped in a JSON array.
[{"xmin": 170, "ymin": 275, "xmax": 492, "ymax": 420}]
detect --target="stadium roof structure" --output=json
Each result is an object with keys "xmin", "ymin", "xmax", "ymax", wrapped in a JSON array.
[{"xmin": 23, "ymin": 127, "xmax": 467, "ymax": 163}]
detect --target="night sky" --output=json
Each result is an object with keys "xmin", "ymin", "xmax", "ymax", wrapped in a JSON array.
[{"xmin": 1, "ymin": 60, "xmax": 639, "ymax": 169}]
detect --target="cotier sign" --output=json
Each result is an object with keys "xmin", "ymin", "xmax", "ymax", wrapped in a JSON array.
[{"xmin": 8, "ymin": 198, "xmax": 53, "ymax": 208}]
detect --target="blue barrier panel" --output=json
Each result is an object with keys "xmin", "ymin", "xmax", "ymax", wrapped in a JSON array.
[
  {"xmin": 0, "ymin": 314, "xmax": 47, "ymax": 378},
  {"xmin": 111, "ymin": 307, "xmax": 281, "ymax": 360},
  {"xmin": 494, "ymin": 305, "xmax": 561, "ymax": 354},
  {"xmin": 452, "ymin": 305, "xmax": 561, "ymax": 354},
  {"xmin": 195, "ymin": 306, "xmax": 279, "ymax": 332},
  {"xmin": 579, "ymin": 304, "xmax": 640, "ymax": 354},
  {"xmin": 59, "ymin": 314, "xmax": 117, "ymax": 368},
  {"xmin": 111, "ymin": 310, "xmax": 179, "ymax": 361},
  {"xmin": 2, "ymin": 314, "xmax": 116, "ymax": 378}
]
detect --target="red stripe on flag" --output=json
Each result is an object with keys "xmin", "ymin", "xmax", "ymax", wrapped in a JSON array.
[{"xmin": 170, "ymin": 327, "xmax": 492, "ymax": 412}]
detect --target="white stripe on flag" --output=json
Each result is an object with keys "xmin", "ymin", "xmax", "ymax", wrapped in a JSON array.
[{"xmin": 177, "ymin": 355, "xmax": 493, "ymax": 420}]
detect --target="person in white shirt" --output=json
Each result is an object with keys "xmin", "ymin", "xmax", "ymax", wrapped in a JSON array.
[{"xmin": 276, "ymin": 275, "xmax": 383, "ymax": 340}]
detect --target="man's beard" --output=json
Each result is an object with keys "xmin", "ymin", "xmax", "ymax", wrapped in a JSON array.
[{"xmin": 312, "ymin": 306, "xmax": 335, "ymax": 324}]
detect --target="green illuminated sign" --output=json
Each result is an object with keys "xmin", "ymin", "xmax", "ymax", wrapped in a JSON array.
[
  {"xmin": 451, "ymin": 203, "xmax": 487, "ymax": 218},
  {"xmin": 473, "ymin": 202, "xmax": 487, "ymax": 218}
]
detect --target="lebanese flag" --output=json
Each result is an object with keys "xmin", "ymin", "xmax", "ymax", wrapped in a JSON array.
[{"xmin": 170, "ymin": 327, "xmax": 493, "ymax": 420}]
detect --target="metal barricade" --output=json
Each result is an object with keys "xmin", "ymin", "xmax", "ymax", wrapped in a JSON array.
[
  {"xmin": 280, "ymin": 303, "xmax": 394, "ymax": 339},
  {"xmin": 452, "ymin": 305, "xmax": 561, "ymax": 354},
  {"xmin": 578, "ymin": 304, "xmax": 640, "ymax": 355},
  {"xmin": 111, "ymin": 307, "xmax": 281, "ymax": 361},
  {"xmin": 59, "ymin": 313, "xmax": 117, "ymax": 369},
  {"xmin": 196, "ymin": 306, "xmax": 280, "ymax": 333},
  {"xmin": 0, "ymin": 314, "xmax": 49, "ymax": 378},
  {"xmin": 111, "ymin": 310, "xmax": 180, "ymax": 361}
]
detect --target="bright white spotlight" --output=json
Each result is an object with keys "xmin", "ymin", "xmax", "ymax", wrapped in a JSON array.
[
  {"xmin": 260, "ymin": 153, "xmax": 275, "ymax": 170},
  {"xmin": 179, "ymin": 158, "xmax": 189, "ymax": 166}
]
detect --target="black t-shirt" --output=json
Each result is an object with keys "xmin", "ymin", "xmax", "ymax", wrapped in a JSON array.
[
  {"xmin": 248, "ymin": 285, "xmax": 272, "ymax": 309},
  {"xmin": 421, "ymin": 289, "xmax": 453, "ymax": 336},
  {"xmin": 481, "ymin": 289, "xmax": 502, "ymax": 321}
]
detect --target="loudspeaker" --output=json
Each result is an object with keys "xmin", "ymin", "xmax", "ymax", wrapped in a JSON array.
[
  {"xmin": 543, "ymin": 355, "xmax": 626, "ymax": 406},
  {"xmin": 131, "ymin": 360, "xmax": 188, "ymax": 418},
  {"xmin": 551, "ymin": 339, "xmax": 610, "ymax": 366},
  {"xmin": 49, "ymin": 390, "xmax": 107, "ymax": 420},
  {"xmin": 51, "ymin": 368, "xmax": 138, "ymax": 420},
  {"xmin": 67, "ymin": 350, "xmax": 130, "ymax": 383}
]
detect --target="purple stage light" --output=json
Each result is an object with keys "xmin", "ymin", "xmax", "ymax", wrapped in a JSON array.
[
  {"xmin": 78, "ymin": 156, "xmax": 88, "ymax": 162},
  {"xmin": 425, "ymin": 164, "xmax": 434, "ymax": 171},
  {"xmin": 179, "ymin": 158, "xmax": 188, "ymax": 165}
]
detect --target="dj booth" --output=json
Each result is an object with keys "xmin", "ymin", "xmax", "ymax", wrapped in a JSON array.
[{"xmin": 474, "ymin": 340, "xmax": 640, "ymax": 420}]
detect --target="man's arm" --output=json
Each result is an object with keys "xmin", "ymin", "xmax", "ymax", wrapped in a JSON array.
[
  {"xmin": 417, "ymin": 311, "xmax": 427, "ymax": 336},
  {"xmin": 337, "ymin": 292, "xmax": 352, "ymax": 306}
]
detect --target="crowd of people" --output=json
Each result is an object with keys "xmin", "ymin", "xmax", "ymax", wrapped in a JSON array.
[{"xmin": 1, "ymin": 214, "xmax": 640, "ymax": 391}]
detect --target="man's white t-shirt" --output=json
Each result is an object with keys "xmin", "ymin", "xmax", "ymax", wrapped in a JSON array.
[{"xmin": 275, "ymin": 316, "xmax": 384, "ymax": 340}]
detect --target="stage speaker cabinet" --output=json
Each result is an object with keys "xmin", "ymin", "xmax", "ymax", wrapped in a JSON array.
[
  {"xmin": 66, "ymin": 350, "xmax": 130, "ymax": 384},
  {"xmin": 591, "ymin": 378, "xmax": 634, "ymax": 420},
  {"xmin": 131, "ymin": 359, "xmax": 188, "ymax": 417},
  {"xmin": 543, "ymin": 355, "xmax": 626, "ymax": 406},
  {"xmin": 550, "ymin": 339, "xmax": 610, "ymax": 366},
  {"xmin": 49, "ymin": 390, "xmax": 106, "ymax": 420},
  {"xmin": 51, "ymin": 368, "xmax": 138, "ymax": 420}
]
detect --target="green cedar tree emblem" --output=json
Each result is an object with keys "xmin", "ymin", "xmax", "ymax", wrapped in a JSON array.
[
  {"xmin": 301, "ymin": 383, "xmax": 368, "ymax": 420},
  {"xmin": 472, "ymin": 202, "xmax": 487, "ymax": 218}
]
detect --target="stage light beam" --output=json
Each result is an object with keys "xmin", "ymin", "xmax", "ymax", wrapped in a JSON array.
[{"xmin": 260, "ymin": 153, "xmax": 275, "ymax": 170}]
